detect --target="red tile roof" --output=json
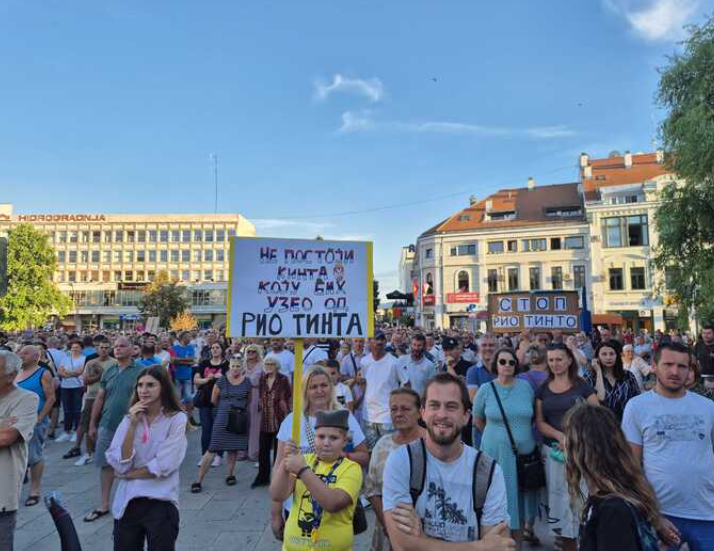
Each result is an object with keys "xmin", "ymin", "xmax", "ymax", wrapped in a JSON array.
[{"xmin": 581, "ymin": 152, "xmax": 672, "ymax": 201}]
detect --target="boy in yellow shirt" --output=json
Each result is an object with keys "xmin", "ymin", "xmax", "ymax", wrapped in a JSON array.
[{"xmin": 271, "ymin": 409, "xmax": 363, "ymax": 550}]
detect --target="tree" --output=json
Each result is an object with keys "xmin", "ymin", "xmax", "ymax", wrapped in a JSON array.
[
  {"xmin": 139, "ymin": 271, "xmax": 190, "ymax": 329},
  {"xmin": 654, "ymin": 14, "xmax": 714, "ymax": 325},
  {"xmin": 373, "ymin": 279, "xmax": 380, "ymax": 313},
  {"xmin": 0, "ymin": 224, "xmax": 71, "ymax": 330},
  {"xmin": 170, "ymin": 311, "xmax": 198, "ymax": 332}
]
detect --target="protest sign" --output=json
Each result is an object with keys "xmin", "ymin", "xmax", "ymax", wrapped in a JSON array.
[{"xmin": 487, "ymin": 290, "xmax": 580, "ymax": 333}]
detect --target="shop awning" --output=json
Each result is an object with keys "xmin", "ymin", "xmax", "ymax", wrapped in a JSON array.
[{"xmin": 592, "ymin": 313, "xmax": 624, "ymax": 326}]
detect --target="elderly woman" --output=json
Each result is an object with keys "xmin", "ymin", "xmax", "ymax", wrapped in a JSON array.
[
  {"xmin": 243, "ymin": 343, "xmax": 264, "ymax": 462},
  {"xmin": 270, "ymin": 365, "xmax": 369, "ymax": 542},
  {"xmin": 622, "ymin": 344, "xmax": 652, "ymax": 391}
]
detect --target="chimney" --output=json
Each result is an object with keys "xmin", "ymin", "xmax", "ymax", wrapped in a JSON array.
[
  {"xmin": 656, "ymin": 149, "xmax": 664, "ymax": 164},
  {"xmin": 469, "ymin": 195, "xmax": 478, "ymax": 205},
  {"xmin": 579, "ymin": 152, "xmax": 589, "ymax": 168},
  {"xmin": 624, "ymin": 151, "xmax": 633, "ymax": 169},
  {"xmin": 485, "ymin": 199, "xmax": 493, "ymax": 212},
  {"xmin": 583, "ymin": 166, "xmax": 593, "ymax": 178},
  {"xmin": 527, "ymin": 176, "xmax": 535, "ymax": 190}
]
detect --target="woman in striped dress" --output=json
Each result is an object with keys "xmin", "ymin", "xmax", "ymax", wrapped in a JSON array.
[{"xmin": 191, "ymin": 356, "xmax": 251, "ymax": 492}]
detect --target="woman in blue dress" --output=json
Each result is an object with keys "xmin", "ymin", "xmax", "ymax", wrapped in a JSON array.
[{"xmin": 474, "ymin": 346, "xmax": 538, "ymax": 548}]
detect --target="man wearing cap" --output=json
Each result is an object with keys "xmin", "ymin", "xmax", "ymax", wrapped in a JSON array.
[
  {"xmin": 398, "ymin": 334, "xmax": 437, "ymax": 399},
  {"xmin": 272, "ymin": 410, "xmax": 363, "ymax": 550},
  {"xmin": 360, "ymin": 330, "xmax": 409, "ymax": 450},
  {"xmin": 442, "ymin": 337, "xmax": 475, "ymax": 446}
]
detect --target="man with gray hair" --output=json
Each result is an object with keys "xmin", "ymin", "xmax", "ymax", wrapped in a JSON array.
[{"xmin": 0, "ymin": 350, "xmax": 39, "ymax": 551}]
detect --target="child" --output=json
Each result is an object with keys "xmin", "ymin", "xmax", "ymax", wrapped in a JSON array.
[
  {"xmin": 325, "ymin": 360, "xmax": 354, "ymax": 412},
  {"xmin": 271, "ymin": 410, "xmax": 362, "ymax": 551}
]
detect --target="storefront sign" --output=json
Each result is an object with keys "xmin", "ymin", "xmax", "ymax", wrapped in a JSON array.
[
  {"xmin": 446, "ymin": 292, "xmax": 480, "ymax": 304},
  {"xmin": 227, "ymin": 237, "xmax": 374, "ymax": 338},
  {"xmin": 422, "ymin": 294, "xmax": 435, "ymax": 306},
  {"xmin": 487, "ymin": 291, "xmax": 580, "ymax": 333},
  {"xmin": 16, "ymin": 214, "xmax": 107, "ymax": 222}
]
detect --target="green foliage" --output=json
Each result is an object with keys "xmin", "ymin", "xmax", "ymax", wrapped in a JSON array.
[
  {"xmin": 373, "ymin": 279, "xmax": 380, "ymax": 313},
  {"xmin": 0, "ymin": 224, "xmax": 71, "ymax": 330},
  {"xmin": 139, "ymin": 271, "xmax": 190, "ymax": 329},
  {"xmin": 654, "ymin": 14, "xmax": 714, "ymax": 326}
]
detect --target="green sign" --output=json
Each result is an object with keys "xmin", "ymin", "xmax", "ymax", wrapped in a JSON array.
[{"xmin": 0, "ymin": 237, "xmax": 6, "ymax": 297}]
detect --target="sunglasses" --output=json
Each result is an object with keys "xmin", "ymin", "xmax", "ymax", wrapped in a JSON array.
[{"xmin": 498, "ymin": 358, "xmax": 517, "ymax": 366}]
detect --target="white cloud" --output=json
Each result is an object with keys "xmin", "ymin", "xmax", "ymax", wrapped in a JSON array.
[
  {"xmin": 338, "ymin": 111, "xmax": 575, "ymax": 140},
  {"xmin": 314, "ymin": 74, "xmax": 384, "ymax": 103},
  {"xmin": 603, "ymin": 0, "xmax": 701, "ymax": 41}
]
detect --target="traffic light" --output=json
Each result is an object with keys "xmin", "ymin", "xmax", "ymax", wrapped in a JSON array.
[{"xmin": 0, "ymin": 237, "xmax": 6, "ymax": 297}]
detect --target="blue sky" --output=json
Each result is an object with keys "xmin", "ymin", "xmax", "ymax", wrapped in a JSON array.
[{"xmin": 1, "ymin": 0, "xmax": 711, "ymax": 293}]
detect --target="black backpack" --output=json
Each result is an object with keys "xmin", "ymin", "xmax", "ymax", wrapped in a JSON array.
[{"xmin": 406, "ymin": 438, "xmax": 496, "ymax": 526}]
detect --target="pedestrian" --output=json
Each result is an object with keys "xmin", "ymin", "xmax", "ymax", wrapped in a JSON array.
[
  {"xmin": 302, "ymin": 338, "xmax": 328, "ymax": 365},
  {"xmin": 381, "ymin": 372, "xmax": 514, "ymax": 550},
  {"xmin": 136, "ymin": 344, "xmax": 162, "ymax": 368},
  {"xmin": 191, "ymin": 355, "xmax": 251, "ymax": 493},
  {"xmin": 360, "ymin": 330, "xmax": 408, "ymax": 450},
  {"xmin": 170, "ymin": 331, "xmax": 198, "ymax": 427},
  {"xmin": 473, "ymin": 347, "xmax": 539, "ymax": 547},
  {"xmin": 622, "ymin": 344, "xmax": 652, "ymax": 391},
  {"xmin": 365, "ymin": 388, "xmax": 426, "ymax": 551},
  {"xmin": 84, "ymin": 337, "xmax": 143, "ymax": 523},
  {"xmin": 622, "ymin": 341, "xmax": 714, "ymax": 550},
  {"xmin": 56, "ymin": 340, "xmax": 86, "ymax": 442},
  {"xmin": 106, "ymin": 365, "xmax": 187, "ymax": 551},
  {"xmin": 694, "ymin": 324, "xmax": 714, "ymax": 378},
  {"xmin": 243, "ymin": 343, "xmax": 264, "ymax": 462},
  {"xmin": 269, "ymin": 338, "xmax": 295, "ymax": 380},
  {"xmin": 252, "ymin": 354, "xmax": 291, "ymax": 488},
  {"xmin": 585, "ymin": 341, "xmax": 640, "ymax": 421},
  {"xmin": 535, "ymin": 344, "xmax": 598, "ymax": 551},
  {"xmin": 270, "ymin": 410, "xmax": 363, "ymax": 551},
  {"xmin": 325, "ymin": 360, "xmax": 354, "ymax": 412},
  {"xmin": 14, "ymin": 345, "xmax": 55, "ymax": 506},
  {"xmin": 563, "ymin": 403, "xmax": 661, "ymax": 551},
  {"xmin": 0, "ymin": 351, "xmax": 39, "ymax": 551},
  {"xmin": 517, "ymin": 344, "xmax": 548, "ymax": 393},
  {"xmin": 271, "ymin": 365, "xmax": 369, "ymax": 542},
  {"xmin": 192, "ymin": 342, "xmax": 228, "ymax": 465},
  {"xmin": 397, "ymin": 334, "xmax": 437, "ymax": 399}
]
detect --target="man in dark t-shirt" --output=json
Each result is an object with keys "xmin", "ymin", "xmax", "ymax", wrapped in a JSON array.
[{"xmin": 695, "ymin": 325, "xmax": 714, "ymax": 377}]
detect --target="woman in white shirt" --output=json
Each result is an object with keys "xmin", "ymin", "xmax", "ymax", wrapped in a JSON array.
[
  {"xmin": 57, "ymin": 340, "xmax": 86, "ymax": 442},
  {"xmin": 106, "ymin": 365, "xmax": 187, "ymax": 551}
]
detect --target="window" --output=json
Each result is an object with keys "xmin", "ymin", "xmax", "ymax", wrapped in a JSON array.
[
  {"xmin": 127, "ymin": 230, "xmax": 135, "ymax": 242},
  {"xmin": 216, "ymin": 249, "xmax": 225, "ymax": 262},
  {"xmin": 458, "ymin": 214, "xmax": 471, "ymax": 221},
  {"xmin": 90, "ymin": 270, "xmax": 99, "ymax": 282},
  {"xmin": 171, "ymin": 250, "xmax": 179, "ymax": 263},
  {"xmin": 550, "ymin": 237, "xmax": 561, "ymax": 250},
  {"xmin": 182, "ymin": 230, "xmax": 191, "ymax": 242},
  {"xmin": 204, "ymin": 250, "xmax": 214, "ymax": 262},
  {"xmin": 81, "ymin": 251, "xmax": 89, "ymax": 263},
  {"xmin": 58, "ymin": 231, "xmax": 67, "ymax": 243},
  {"xmin": 114, "ymin": 230, "xmax": 123, "ymax": 242},
  {"xmin": 602, "ymin": 215, "xmax": 649, "ymax": 247},
  {"xmin": 551, "ymin": 267, "xmax": 563, "ymax": 290},
  {"xmin": 68, "ymin": 271, "xmax": 77, "ymax": 283},
  {"xmin": 149, "ymin": 230, "xmax": 157, "ymax": 242},
  {"xmin": 113, "ymin": 251, "xmax": 121, "ymax": 263},
  {"xmin": 102, "ymin": 271, "xmax": 110, "ymax": 282},
  {"xmin": 508, "ymin": 268, "xmax": 519, "ymax": 291},
  {"xmin": 124, "ymin": 251, "xmax": 133, "ymax": 263},
  {"xmin": 91, "ymin": 251, "xmax": 100, "ymax": 263},
  {"xmin": 450, "ymin": 244, "xmax": 476, "ymax": 256},
  {"xmin": 171, "ymin": 230, "xmax": 180, "ymax": 242},
  {"xmin": 489, "ymin": 211, "xmax": 515, "ymax": 221},
  {"xmin": 204, "ymin": 270, "xmax": 213, "ymax": 280},
  {"xmin": 192, "ymin": 270, "xmax": 201, "ymax": 281},
  {"xmin": 631, "ymin": 267, "xmax": 646, "ymax": 290},
  {"xmin": 216, "ymin": 230, "xmax": 225, "ymax": 242},
  {"xmin": 181, "ymin": 270, "xmax": 189, "ymax": 282},
  {"xmin": 565, "ymin": 236, "xmax": 584, "ymax": 249},
  {"xmin": 205, "ymin": 230, "xmax": 214, "ymax": 242},
  {"xmin": 194, "ymin": 250, "xmax": 202, "ymax": 262},
  {"xmin": 665, "ymin": 268, "xmax": 677, "ymax": 291},
  {"xmin": 182, "ymin": 250, "xmax": 190, "ymax": 262},
  {"xmin": 424, "ymin": 248, "xmax": 433, "ymax": 260},
  {"xmin": 69, "ymin": 231, "xmax": 78, "ymax": 243},
  {"xmin": 609, "ymin": 268, "xmax": 624, "ymax": 291},
  {"xmin": 102, "ymin": 251, "xmax": 111, "ymax": 263},
  {"xmin": 170, "ymin": 270, "xmax": 179, "ymax": 281},
  {"xmin": 81, "ymin": 231, "xmax": 90, "ymax": 243},
  {"xmin": 57, "ymin": 251, "xmax": 66, "ymax": 263},
  {"xmin": 92, "ymin": 231, "xmax": 101, "ymax": 243},
  {"xmin": 114, "ymin": 271, "xmax": 122, "ymax": 282},
  {"xmin": 457, "ymin": 271, "xmax": 469, "ymax": 292},
  {"xmin": 522, "ymin": 238, "xmax": 547, "ymax": 252},
  {"xmin": 69, "ymin": 251, "xmax": 77, "ymax": 263},
  {"xmin": 124, "ymin": 270, "xmax": 133, "ymax": 282},
  {"xmin": 194, "ymin": 229, "xmax": 202, "ymax": 242},
  {"xmin": 487, "ymin": 241, "xmax": 504, "ymax": 254},
  {"xmin": 147, "ymin": 270, "xmax": 156, "ymax": 281},
  {"xmin": 529, "ymin": 267, "xmax": 540, "ymax": 290},
  {"xmin": 228, "ymin": 229, "xmax": 236, "ymax": 238},
  {"xmin": 487, "ymin": 269, "xmax": 498, "ymax": 293},
  {"xmin": 160, "ymin": 230, "xmax": 169, "ymax": 243},
  {"xmin": 149, "ymin": 250, "xmax": 157, "ymax": 262},
  {"xmin": 137, "ymin": 250, "xmax": 146, "ymax": 262},
  {"xmin": 507, "ymin": 240, "xmax": 517, "ymax": 253},
  {"xmin": 545, "ymin": 206, "xmax": 582, "ymax": 218},
  {"xmin": 424, "ymin": 273, "xmax": 434, "ymax": 295},
  {"xmin": 137, "ymin": 230, "xmax": 146, "ymax": 243},
  {"xmin": 160, "ymin": 250, "xmax": 168, "ymax": 262},
  {"xmin": 573, "ymin": 265, "xmax": 586, "ymax": 289}
]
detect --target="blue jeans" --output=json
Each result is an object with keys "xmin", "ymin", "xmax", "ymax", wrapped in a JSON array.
[
  {"xmin": 665, "ymin": 515, "xmax": 714, "ymax": 551},
  {"xmin": 198, "ymin": 406, "xmax": 215, "ymax": 455},
  {"xmin": 61, "ymin": 387, "xmax": 83, "ymax": 432}
]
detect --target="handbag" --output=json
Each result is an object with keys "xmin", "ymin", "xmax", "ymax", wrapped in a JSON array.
[
  {"xmin": 489, "ymin": 382, "xmax": 546, "ymax": 491},
  {"xmin": 193, "ymin": 379, "xmax": 215, "ymax": 408},
  {"xmin": 305, "ymin": 415, "xmax": 368, "ymax": 535},
  {"xmin": 226, "ymin": 406, "xmax": 248, "ymax": 435}
]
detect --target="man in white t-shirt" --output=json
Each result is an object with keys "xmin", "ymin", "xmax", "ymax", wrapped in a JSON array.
[
  {"xmin": 622, "ymin": 341, "xmax": 714, "ymax": 550},
  {"xmin": 301, "ymin": 338, "xmax": 328, "ymax": 366},
  {"xmin": 426, "ymin": 334, "xmax": 444, "ymax": 370},
  {"xmin": 382, "ymin": 372, "xmax": 513, "ymax": 550},
  {"xmin": 270, "ymin": 338, "xmax": 295, "ymax": 379},
  {"xmin": 360, "ymin": 330, "xmax": 408, "ymax": 449},
  {"xmin": 340, "ymin": 338, "xmax": 367, "ymax": 379},
  {"xmin": 325, "ymin": 360, "xmax": 354, "ymax": 412},
  {"xmin": 156, "ymin": 335, "xmax": 172, "ymax": 369},
  {"xmin": 397, "ymin": 334, "xmax": 437, "ymax": 398}
]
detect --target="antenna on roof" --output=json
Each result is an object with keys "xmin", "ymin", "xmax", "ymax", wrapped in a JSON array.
[{"xmin": 210, "ymin": 153, "xmax": 218, "ymax": 214}]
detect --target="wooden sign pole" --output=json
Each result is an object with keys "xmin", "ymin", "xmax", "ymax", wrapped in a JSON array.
[{"xmin": 291, "ymin": 338, "xmax": 304, "ymax": 445}]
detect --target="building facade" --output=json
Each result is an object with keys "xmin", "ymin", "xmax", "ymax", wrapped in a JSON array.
[
  {"xmin": 0, "ymin": 204, "xmax": 255, "ymax": 330},
  {"xmin": 410, "ymin": 151, "xmax": 677, "ymax": 332}
]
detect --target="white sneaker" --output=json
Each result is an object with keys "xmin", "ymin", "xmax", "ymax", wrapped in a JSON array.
[
  {"xmin": 69, "ymin": 433, "xmax": 77, "ymax": 443},
  {"xmin": 197, "ymin": 459, "xmax": 204, "ymax": 467},
  {"xmin": 253, "ymin": 462, "xmax": 259, "ymax": 468},
  {"xmin": 56, "ymin": 432, "xmax": 71, "ymax": 442},
  {"xmin": 211, "ymin": 456, "xmax": 222, "ymax": 468},
  {"xmin": 74, "ymin": 453, "xmax": 91, "ymax": 466}
]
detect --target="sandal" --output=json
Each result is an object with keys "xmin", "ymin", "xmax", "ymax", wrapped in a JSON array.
[
  {"xmin": 63, "ymin": 447, "xmax": 81, "ymax": 459},
  {"xmin": 225, "ymin": 475, "xmax": 237, "ymax": 486},
  {"xmin": 25, "ymin": 495, "xmax": 40, "ymax": 507},
  {"xmin": 83, "ymin": 509, "xmax": 109, "ymax": 523},
  {"xmin": 190, "ymin": 482, "xmax": 202, "ymax": 493}
]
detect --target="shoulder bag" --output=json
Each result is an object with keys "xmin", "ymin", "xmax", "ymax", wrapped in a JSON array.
[{"xmin": 489, "ymin": 381, "xmax": 545, "ymax": 491}]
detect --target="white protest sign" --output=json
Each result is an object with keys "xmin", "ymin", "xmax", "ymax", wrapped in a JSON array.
[{"xmin": 227, "ymin": 237, "xmax": 374, "ymax": 338}]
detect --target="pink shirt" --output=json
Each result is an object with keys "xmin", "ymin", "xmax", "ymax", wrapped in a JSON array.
[{"xmin": 106, "ymin": 411, "xmax": 188, "ymax": 519}]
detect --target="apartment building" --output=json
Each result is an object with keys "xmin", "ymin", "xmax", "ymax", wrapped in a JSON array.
[{"xmin": 0, "ymin": 204, "xmax": 255, "ymax": 329}]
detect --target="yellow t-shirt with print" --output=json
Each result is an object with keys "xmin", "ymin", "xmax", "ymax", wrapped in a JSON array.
[{"xmin": 283, "ymin": 454, "xmax": 363, "ymax": 551}]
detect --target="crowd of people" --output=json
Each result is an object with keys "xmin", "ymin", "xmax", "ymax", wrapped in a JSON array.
[{"xmin": 0, "ymin": 322, "xmax": 713, "ymax": 551}]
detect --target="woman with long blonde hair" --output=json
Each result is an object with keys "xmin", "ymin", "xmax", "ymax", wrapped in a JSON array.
[
  {"xmin": 563, "ymin": 403, "xmax": 661, "ymax": 551},
  {"xmin": 269, "ymin": 365, "xmax": 369, "ymax": 542}
]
